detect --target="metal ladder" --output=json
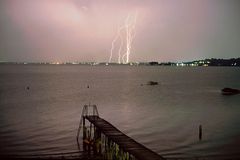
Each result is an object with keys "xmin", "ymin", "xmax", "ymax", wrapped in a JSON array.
[{"xmin": 76, "ymin": 104, "xmax": 99, "ymax": 142}]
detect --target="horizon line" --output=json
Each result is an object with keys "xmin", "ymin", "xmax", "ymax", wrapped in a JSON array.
[{"xmin": 1, "ymin": 57, "xmax": 240, "ymax": 64}]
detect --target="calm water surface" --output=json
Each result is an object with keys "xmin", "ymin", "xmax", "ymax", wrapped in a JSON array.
[{"xmin": 0, "ymin": 65, "xmax": 240, "ymax": 159}]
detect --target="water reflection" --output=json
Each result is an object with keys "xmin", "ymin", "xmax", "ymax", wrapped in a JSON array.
[{"xmin": 0, "ymin": 65, "xmax": 240, "ymax": 159}]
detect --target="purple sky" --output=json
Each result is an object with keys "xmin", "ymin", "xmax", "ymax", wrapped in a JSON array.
[{"xmin": 0, "ymin": 0, "xmax": 240, "ymax": 62}]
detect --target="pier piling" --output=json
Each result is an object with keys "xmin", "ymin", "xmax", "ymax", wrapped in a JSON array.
[{"xmin": 199, "ymin": 125, "xmax": 202, "ymax": 140}]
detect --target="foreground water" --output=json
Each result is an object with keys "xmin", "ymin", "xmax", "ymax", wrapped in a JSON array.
[{"xmin": 0, "ymin": 65, "xmax": 240, "ymax": 159}]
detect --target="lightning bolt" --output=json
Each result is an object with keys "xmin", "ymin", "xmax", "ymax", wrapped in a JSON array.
[
  {"xmin": 109, "ymin": 25, "xmax": 125, "ymax": 63},
  {"xmin": 109, "ymin": 11, "xmax": 138, "ymax": 64},
  {"xmin": 118, "ymin": 29, "xmax": 124, "ymax": 64}
]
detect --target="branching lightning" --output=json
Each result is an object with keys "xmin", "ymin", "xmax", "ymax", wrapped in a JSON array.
[{"xmin": 109, "ymin": 11, "xmax": 138, "ymax": 64}]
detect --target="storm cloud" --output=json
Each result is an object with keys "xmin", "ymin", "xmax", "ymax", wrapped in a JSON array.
[{"xmin": 0, "ymin": 0, "xmax": 240, "ymax": 62}]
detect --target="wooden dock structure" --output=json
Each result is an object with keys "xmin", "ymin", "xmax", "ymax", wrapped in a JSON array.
[{"xmin": 77, "ymin": 105, "xmax": 165, "ymax": 160}]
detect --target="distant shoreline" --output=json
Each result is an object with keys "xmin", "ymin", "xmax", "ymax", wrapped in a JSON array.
[{"xmin": 0, "ymin": 58, "xmax": 239, "ymax": 67}]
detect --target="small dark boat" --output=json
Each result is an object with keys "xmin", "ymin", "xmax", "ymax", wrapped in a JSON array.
[
  {"xmin": 147, "ymin": 81, "xmax": 159, "ymax": 85},
  {"xmin": 221, "ymin": 88, "xmax": 240, "ymax": 95}
]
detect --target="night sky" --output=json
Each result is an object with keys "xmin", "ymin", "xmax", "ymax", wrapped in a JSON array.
[{"xmin": 0, "ymin": 0, "xmax": 240, "ymax": 62}]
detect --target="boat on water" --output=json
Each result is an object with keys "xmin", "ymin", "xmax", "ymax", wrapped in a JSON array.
[
  {"xmin": 147, "ymin": 81, "xmax": 159, "ymax": 85},
  {"xmin": 221, "ymin": 88, "xmax": 240, "ymax": 95}
]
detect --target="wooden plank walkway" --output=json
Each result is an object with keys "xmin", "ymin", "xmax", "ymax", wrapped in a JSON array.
[{"xmin": 85, "ymin": 115, "xmax": 165, "ymax": 160}]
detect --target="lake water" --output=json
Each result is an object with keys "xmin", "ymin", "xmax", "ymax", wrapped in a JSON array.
[{"xmin": 0, "ymin": 65, "xmax": 240, "ymax": 159}]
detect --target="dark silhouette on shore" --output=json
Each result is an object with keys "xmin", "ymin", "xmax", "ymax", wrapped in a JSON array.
[{"xmin": 158, "ymin": 58, "xmax": 240, "ymax": 66}]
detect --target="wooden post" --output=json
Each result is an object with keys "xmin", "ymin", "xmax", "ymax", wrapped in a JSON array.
[
  {"xmin": 83, "ymin": 117, "xmax": 86, "ymax": 139},
  {"xmin": 199, "ymin": 125, "xmax": 202, "ymax": 140}
]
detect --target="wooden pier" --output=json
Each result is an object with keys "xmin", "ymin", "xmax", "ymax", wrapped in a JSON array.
[{"xmin": 77, "ymin": 105, "xmax": 165, "ymax": 160}]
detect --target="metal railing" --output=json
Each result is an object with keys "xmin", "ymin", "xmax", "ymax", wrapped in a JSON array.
[{"xmin": 76, "ymin": 104, "xmax": 99, "ymax": 142}]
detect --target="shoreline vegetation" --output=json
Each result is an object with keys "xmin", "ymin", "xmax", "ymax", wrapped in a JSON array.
[{"xmin": 0, "ymin": 58, "xmax": 240, "ymax": 67}]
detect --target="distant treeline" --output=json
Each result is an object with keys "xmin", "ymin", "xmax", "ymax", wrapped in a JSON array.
[
  {"xmin": 150, "ymin": 58, "xmax": 240, "ymax": 66},
  {"xmin": 205, "ymin": 58, "xmax": 240, "ymax": 66}
]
